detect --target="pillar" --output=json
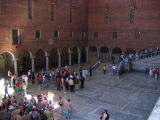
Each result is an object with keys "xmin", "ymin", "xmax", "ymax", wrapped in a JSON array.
[
  {"xmin": 85, "ymin": 47, "xmax": 89, "ymax": 62},
  {"xmin": 78, "ymin": 48, "xmax": 81, "ymax": 64},
  {"xmin": 45, "ymin": 55, "xmax": 49, "ymax": 71},
  {"xmin": 97, "ymin": 48, "xmax": 100, "ymax": 58},
  {"xmin": 57, "ymin": 49, "xmax": 61, "ymax": 68},
  {"xmin": 108, "ymin": 48, "xmax": 112, "ymax": 57},
  {"xmin": 31, "ymin": 56, "xmax": 35, "ymax": 72},
  {"xmin": 13, "ymin": 57, "xmax": 18, "ymax": 76},
  {"xmin": 68, "ymin": 48, "xmax": 72, "ymax": 66}
]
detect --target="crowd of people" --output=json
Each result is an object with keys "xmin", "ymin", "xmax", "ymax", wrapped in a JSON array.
[
  {"xmin": 0, "ymin": 90, "xmax": 75, "ymax": 120},
  {"xmin": 1, "ymin": 65, "xmax": 91, "ymax": 120},
  {"xmin": 7, "ymin": 65, "xmax": 88, "ymax": 97},
  {"xmin": 6, "ymin": 46, "xmax": 160, "ymax": 120},
  {"xmin": 36, "ymin": 66, "xmax": 87, "ymax": 92}
]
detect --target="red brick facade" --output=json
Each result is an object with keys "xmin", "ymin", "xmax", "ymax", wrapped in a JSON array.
[
  {"xmin": 88, "ymin": 0, "xmax": 160, "ymax": 52},
  {"xmin": 0, "ymin": 0, "xmax": 160, "ymax": 74}
]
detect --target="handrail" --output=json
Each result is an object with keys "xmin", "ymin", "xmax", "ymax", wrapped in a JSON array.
[
  {"xmin": 92, "ymin": 58, "xmax": 102, "ymax": 71},
  {"xmin": 131, "ymin": 51, "xmax": 160, "ymax": 62}
]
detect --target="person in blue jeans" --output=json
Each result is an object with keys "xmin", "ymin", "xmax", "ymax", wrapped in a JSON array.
[
  {"xmin": 112, "ymin": 65, "xmax": 117, "ymax": 76},
  {"xmin": 65, "ymin": 99, "xmax": 73, "ymax": 120}
]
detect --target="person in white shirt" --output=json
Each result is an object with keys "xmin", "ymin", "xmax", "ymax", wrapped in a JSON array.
[{"xmin": 112, "ymin": 65, "xmax": 117, "ymax": 76}]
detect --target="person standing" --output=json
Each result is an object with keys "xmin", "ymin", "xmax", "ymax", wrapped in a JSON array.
[
  {"xmin": 68, "ymin": 77, "xmax": 74, "ymax": 92},
  {"xmin": 112, "ymin": 65, "xmax": 117, "ymax": 76},
  {"xmin": 89, "ymin": 66, "xmax": 93, "ymax": 76},
  {"xmin": 15, "ymin": 80, "xmax": 21, "ymax": 95},
  {"xmin": 28, "ymin": 70, "xmax": 32, "ymax": 81},
  {"xmin": 4, "ymin": 81, "xmax": 10, "ymax": 98},
  {"xmin": 100, "ymin": 109, "xmax": 110, "ymax": 120},
  {"xmin": 80, "ymin": 76, "xmax": 85, "ymax": 88},
  {"xmin": 31, "ymin": 72, "xmax": 35, "ymax": 84},
  {"xmin": 12, "ymin": 74, "xmax": 17, "ymax": 89},
  {"xmin": 8, "ymin": 70, "xmax": 12, "ymax": 86},
  {"xmin": 22, "ymin": 81, "xmax": 27, "ymax": 96},
  {"xmin": 58, "ymin": 96, "xmax": 64, "ymax": 114},
  {"xmin": 102, "ymin": 65, "xmax": 107, "ymax": 74},
  {"xmin": 79, "ymin": 67, "xmax": 82, "ymax": 77},
  {"xmin": 65, "ymin": 99, "xmax": 73, "ymax": 120}
]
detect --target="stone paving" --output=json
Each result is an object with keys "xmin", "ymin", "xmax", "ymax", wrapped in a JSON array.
[
  {"xmin": 27, "ymin": 64, "xmax": 160, "ymax": 120},
  {"xmin": 133, "ymin": 56, "xmax": 160, "ymax": 71}
]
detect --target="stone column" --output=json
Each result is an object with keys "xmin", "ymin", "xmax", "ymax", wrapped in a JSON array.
[
  {"xmin": 68, "ymin": 48, "xmax": 72, "ymax": 66},
  {"xmin": 109, "ymin": 48, "xmax": 112, "ymax": 57},
  {"xmin": 97, "ymin": 48, "xmax": 100, "ymax": 58},
  {"xmin": 13, "ymin": 57, "xmax": 18, "ymax": 76},
  {"xmin": 85, "ymin": 47, "xmax": 89, "ymax": 62},
  {"xmin": 45, "ymin": 55, "xmax": 49, "ymax": 71},
  {"xmin": 57, "ymin": 49, "xmax": 61, "ymax": 68},
  {"xmin": 78, "ymin": 48, "xmax": 81, "ymax": 64},
  {"xmin": 31, "ymin": 56, "xmax": 35, "ymax": 72}
]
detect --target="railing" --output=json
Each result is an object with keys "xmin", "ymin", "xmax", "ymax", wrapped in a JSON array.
[
  {"xmin": 92, "ymin": 58, "xmax": 102, "ymax": 71},
  {"xmin": 131, "ymin": 51, "xmax": 160, "ymax": 62}
]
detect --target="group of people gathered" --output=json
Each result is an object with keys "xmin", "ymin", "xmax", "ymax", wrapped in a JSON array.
[
  {"xmin": 37, "ymin": 66, "xmax": 86, "ymax": 93},
  {"xmin": 0, "ymin": 90, "xmax": 74, "ymax": 120},
  {"xmin": 7, "ymin": 65, "xmax": 87, "ymax": 97},
  {"xmin": 148, "ymin": 66, "xmax": 160, "ymax": 79}
]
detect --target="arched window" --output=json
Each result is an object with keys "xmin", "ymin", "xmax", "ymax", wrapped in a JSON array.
[
  {"xmin": 104, "ymin": 12, "xmax": 109, "ymax": 24},
  {"xmin": 104, "ymin": 2, "xmax": 109, "ymax": 24},
  {"xmin": 28, "ymin": 0, "xmax": 33, "ymax": 19},
  {"xmin": 130, "ymin": 10, "xmax": 136, "ymax": 24},
  {"xmin": 50, "ymin": 3, "xmax": 55, "ymax": 21},
  {"xmin": 130, "ymin": 1, "xmax": 136, "ymax": 24}
]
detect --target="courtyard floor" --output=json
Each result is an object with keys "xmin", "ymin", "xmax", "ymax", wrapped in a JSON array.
[{"xmin": 27, "ymin": 64, "xmax": 160, "ymax": 120}]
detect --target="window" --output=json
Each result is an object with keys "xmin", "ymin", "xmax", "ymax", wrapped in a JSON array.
[
  {"xmin": 70, "ymin": 31, "xmax": 74, "ymax": 38},
  {"xmin": 94, "ymin": 32, "xmax": 98, "ymax": 40},
  {"xmin": 0, "ymin": 0, "xmax": 2, "ymax": 15},
  {"xmin": 135, "ymin": 31, "xmax": 140, "ymax": 39},
  {"xmin": 28, "ymin": 0, "xmax": 32, "ymax": 19},
  {"xmin": 54, "ymin": 30, "xmax": 59, "ymax": 38},
  {"xmin": 12, "ymin": 29, "xmax": 20, "ymax": 45},
  {"xmin": 113, "ymin": 32, "xmax": 117, "ymax": 39},
  {"xmin": 35, "ymin": 30, "xmax": 41, "ymax": 39},
  {"xmin": 50, "ymin": 4, "xmax": 55, "ymax": 21},
  {"xmin": 104, "ymin": 12, "xmax": 109, "ymax": 24},
  {"xmin": 70, "ymin": 8, "xmax": 73, "ymax": 23},
  {"xmin": 130, "ymin": 10, "xmax": 136, "ymax": 24},
  {"xmin": 82, "ymin": 32, "xmax": 87, "ymax": 39}
]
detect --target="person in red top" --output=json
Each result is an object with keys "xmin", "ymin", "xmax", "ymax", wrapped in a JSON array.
[
  {"xmin": 15, "ymin": 80, "xmax": 21, "ymax": 95},
  {"xmin": 38, "ymin": 74, "xmax": 43, "ymax": 85}
]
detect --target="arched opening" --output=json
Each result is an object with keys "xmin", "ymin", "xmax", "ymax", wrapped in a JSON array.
[
  {"xmin": 100, "ymin": 47, "xmax": 109, "ymax": 53},
  {"xmin": 0, "ymin": 52, "xmax": 14, "ymax": 76},
  {"xmin": 72, "ymin": 47, "xmax": 78, "ymax": 64},
  {"xmin": 112, "ymin": 47, "xmax": 122, "ymax": 54},
  {"xmin": 100, "ymin": 46, "xmax": 109, "ymax": 60},
  {"xmin": 62, "ymin": 48, "xmax": 69, "ymax": 67},
  {"xmin": 125, "ymin": 48, "xmax": 135, "ymax": 54},
  {"xmin": 89, "ymin": 46, "xmax": 97, "ymax": 52},
  {"xmin": 18, "ymin": 50, "xmax": 31, "ymax": 74},
  {"xmin": 81, "ymin": 47, "xmax": 86, "ymax": 63},
  {"xmin": 49, "ymin": 48, "xmax": 58, "ymax": 69},
  {"xmin": 89, "ymin": 46, "xmax": 97, "ymax": 64},
  {"xmin": 35, "ymin": 49, "xmax": 45, "ymax": 71}
]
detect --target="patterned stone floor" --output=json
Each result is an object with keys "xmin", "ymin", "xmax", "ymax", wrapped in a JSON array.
[{"xmin": 27, "ymin": 64, "xmax": 160, "ymax": 120}]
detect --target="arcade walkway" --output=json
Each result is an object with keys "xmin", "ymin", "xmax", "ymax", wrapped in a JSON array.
[{"xmin": 27, "ymin": 64, "xmax": 160, "ymax": 120}]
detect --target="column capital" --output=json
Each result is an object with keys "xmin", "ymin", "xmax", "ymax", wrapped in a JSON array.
[
  {"xmin": 45, "ymin": 55, "xmax": 50, "ymax": 57},
  {"xmin": 68, "ymin": 48, "xmax": 72, "ymax": 54},
  {"xmin": 78, "ymin": 48, "xmax": 81, "ymax": 53},
  {"xmin": 12, "ymin": 57, "xmax": 19, "ymax": 61},
  {"xmin": 85, "ymin": 47, "xmax": 89, "ymax": 51},
  {"xmin": 31, "ymin": 56, "xmax": 36, "ymax": 59},
  {"xmin": 57, "ymin": 49, "xmax": 62, "ymax": 55}
]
